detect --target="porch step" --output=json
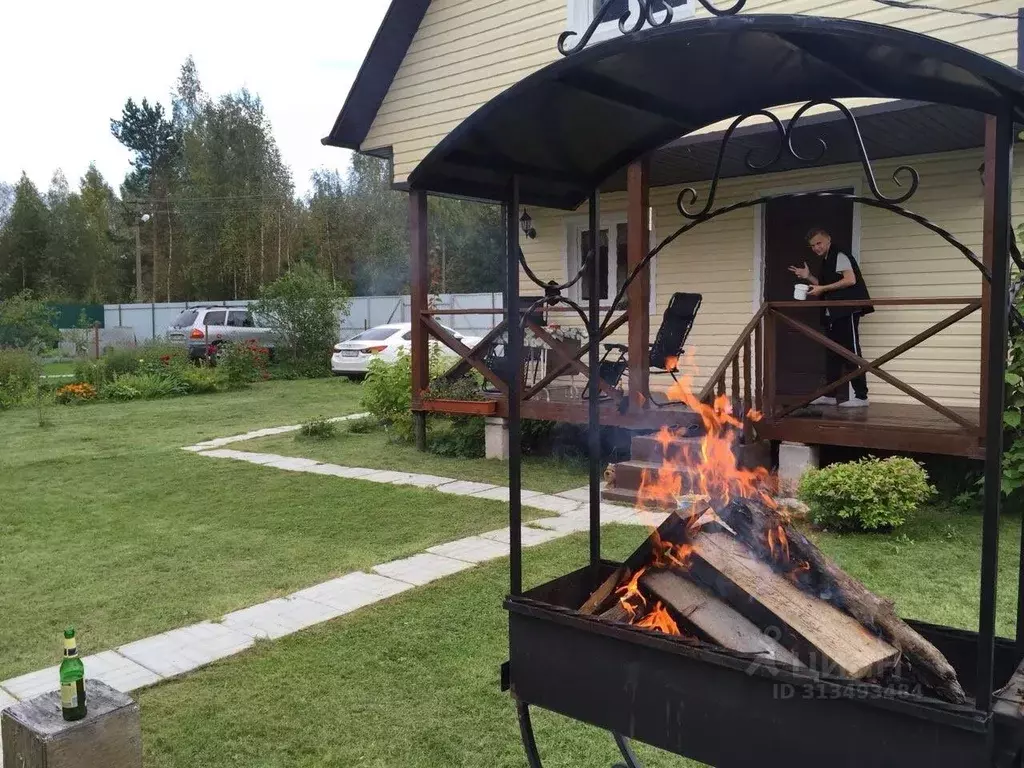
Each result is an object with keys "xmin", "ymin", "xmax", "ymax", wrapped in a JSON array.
[
  {"xmin": 607, "ymin": 440, "xmax": 772, "ymax": 495},
  {"xmin": 601, "ymin": 486, "xmax": 678, "ymax": 509},
  {"xmin": 629, "ymin": 434, "xmax": 704, "ymax": 463},
  {"xmin": 609, "ymin": 460, "xmax": 701, "ymax": 495}
]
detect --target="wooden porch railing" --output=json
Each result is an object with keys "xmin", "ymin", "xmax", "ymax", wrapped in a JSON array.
[
  {"xmin": 700, "ymin": 297, "xmax": 984, "ymax": 440},
  {"xmin": 417, "ymin": 306, "xmax": 628, "ymax": 405}
]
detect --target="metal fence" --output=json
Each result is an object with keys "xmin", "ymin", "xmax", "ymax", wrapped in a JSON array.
[{"xmin": 102, "ymin": 293, "xmax": 504, "ymax": 344}]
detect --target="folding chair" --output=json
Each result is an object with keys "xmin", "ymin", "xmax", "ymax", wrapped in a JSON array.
[{"xmin": 584, "ymin": 292, "xmax": 702, "ymax": 400}]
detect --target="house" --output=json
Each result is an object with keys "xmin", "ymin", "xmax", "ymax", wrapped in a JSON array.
[{"xmin": 324, "ymin": 0, "xmax": 1023, "ymax": 476}]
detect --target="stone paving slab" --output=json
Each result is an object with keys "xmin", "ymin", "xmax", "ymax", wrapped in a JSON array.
[
  {"xmin": 0, "ymin": 649, "xmax": 158, "ymax": 701},
  {"xmin": 426, "ymin": 535, "xmax": 510, "ymax": 564},
  {"xmin": 195, "ymin": 448, "xmax": 264, "ymax": 461},
  {"xmin": 528, "ymin": 516, "xmax": 591, "ymax": 534},
  {"xmin": 233, "ymin": 451, "xmax": 289, "ymax": 465},
  {"xmin": 361, "ymin": 470, "xmax": 415, "ymax": 484},
  {"xmin": 220, "ymin": 596, "xmax": 350, "ymax": 640},
  {"xmin": 435, "ymin": 480, "xmax": 498, "ymax": 496},
  {"xmin": 556, "ymin": 486, "xmax": 598, "ymax": 502},
  {"xmin": 291, "ymin": 571, "xmax": 412, "ymax": 611},
  {"xmin": 182, "ymin": 413, "xmax": 368, "ymax": 451},
  {"xmin": 300, "ymin": 463, "xmax": 378, "ymax": 478},
  {"xmin": 263, "ymin": 456, "xmax": 322, "ymax": 472},
  {"xmin": 479, "ymin": 526, "xmax": 565, "ymax": 547},
  {"xmin": 522, "ymin": 494, "xmax": 584, "ymax": 514},
  {"xmin": 373, "ymin": 552, "xmax": 474, "ymax": 586},
  {"xmin": 391, "ymin": 473, "xmax": 457, "ymax": 488},
  {"xmin": 471, "ymin": 486, "xmax": 542, "ymax": 502},
  {"xmin": 118, "ymin": 622, "xmax": 253, "ymax": 678}
]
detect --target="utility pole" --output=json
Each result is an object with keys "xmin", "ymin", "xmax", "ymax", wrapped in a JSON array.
[{"xmin": 134, "ymin": 222, "xmax": 142, "ymax": 300}]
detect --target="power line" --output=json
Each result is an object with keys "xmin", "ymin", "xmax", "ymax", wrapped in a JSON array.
[{"xmin": 865, "ymin": 0, "xmax": 1019, "ymax": 20}]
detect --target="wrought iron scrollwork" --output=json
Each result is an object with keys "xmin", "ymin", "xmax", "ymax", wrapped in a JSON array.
[
  {"xmin": 677, "ymin": 99, "xmax": 920, "ymax": 222},
  {"xmin": 558, "ymin": 0, "xmax": 746, "ymax": 56}
]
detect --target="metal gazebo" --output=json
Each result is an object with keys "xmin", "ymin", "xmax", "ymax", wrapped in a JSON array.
[{"xmin": 409, "ymin": 5, "xmax": 1024, "ymax": 765}]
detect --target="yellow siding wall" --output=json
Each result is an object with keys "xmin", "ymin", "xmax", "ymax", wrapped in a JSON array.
[
  {"xmin": 519, "ymin": 148, "xmax": 1024, "ymax": 407},
  {"xmin": 363, "ymin": 0, "xmax": 1018, "ymax": 182}
]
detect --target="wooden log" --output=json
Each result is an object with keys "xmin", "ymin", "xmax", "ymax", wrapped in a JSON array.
[
  {"xmin": 689, "ymin": 531, "xmax": 898, "ymax": 679},
  {"xmin": 580, "ymin": 565, "xmax": 626, "ymax": 615},
  {"xmin": 641, "ymin": 569, "xmax": 805, "ymax": 669},
  {"xmin": 723, "ymin": 498, "xmax": 968, "ymax": 704},
  {"xmin": 1, "ymin": 680, "xmax": 142, "ymax": 768}
]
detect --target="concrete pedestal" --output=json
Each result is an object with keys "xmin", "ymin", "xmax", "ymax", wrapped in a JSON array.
[
  {"xmin": 485, "ymin": 416, "xmax": 510, "ymax": 460},
  {"xmin": 778, "ymin": 441, "xmax": 820, "ymax": 495},
  {"xmin": 2, "ymin": 680, "xmax": 141, "ymax": 768}
]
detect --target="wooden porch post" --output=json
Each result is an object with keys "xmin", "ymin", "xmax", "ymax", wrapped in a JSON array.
[
  {"xmin": 409, "ymin": 190, "xmax": 429, "ymax": 451},
  {"xmin": 980, "ymin": 116, "xmax": 996, "ymax": 441},
  {"xmin": 627, "ymin": 157, "xmax": 651, "ymax": 408}
]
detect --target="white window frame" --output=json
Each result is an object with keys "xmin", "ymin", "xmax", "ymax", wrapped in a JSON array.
[
  {"xmin": 563, "ymin": 212, "xmax": 658, "ymax": 315},
  {"xmin": 566, "ymin": 0, "xmax": 695, "ymax": 49}
]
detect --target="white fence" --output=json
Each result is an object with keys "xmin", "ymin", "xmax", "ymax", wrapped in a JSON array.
[{"xmin": 102, "ymin": 293, "xmax": 504, "ymax": 343}]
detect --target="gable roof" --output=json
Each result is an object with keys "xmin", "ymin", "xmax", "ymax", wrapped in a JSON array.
[{"xmin": 321, "ymin": 0, "xmax": 431, "ymax": 152}]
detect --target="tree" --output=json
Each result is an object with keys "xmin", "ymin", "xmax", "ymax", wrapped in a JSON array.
[
  {"xmin": 253, "ymin": 263, "xmax": 349, "ymax": 373},
  {"xmin": 0, "ymin": 174, "xmax": 49, "ymax": 296},
  {"xmin": 0, "ymin": 291, "xmax": 59, "ymax": 350}
]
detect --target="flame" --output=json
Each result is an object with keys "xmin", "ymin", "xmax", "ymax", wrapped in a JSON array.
[
  {"xmin": 615, "ymin": 568, "xmax": 647, "ymax": 618},
  {"xmin": 767, "ymin": 525, "xmax": 790, "ymax": 564},
  {"xmin": 635, "ymin": 601, "xmax": 681, "ymax": 635}
]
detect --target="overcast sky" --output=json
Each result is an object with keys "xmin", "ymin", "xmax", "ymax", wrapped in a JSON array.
[{"xmin": 1, "ymin": 0, "xmax": 389, "ymax": 197}]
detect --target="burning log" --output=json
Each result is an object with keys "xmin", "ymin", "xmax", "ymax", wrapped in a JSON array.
[
  {"xmin": 686, "ymin": 530, "xmax": 897, "ymax": 679},
  {"xmin": 640, "ymin": 569, "xmax": 804, "ymax": 668},
  {"xmin": 720, "ymin": 497, "xmax": 968, "ymax": 704}
]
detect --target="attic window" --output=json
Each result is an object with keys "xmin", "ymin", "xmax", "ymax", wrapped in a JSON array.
[{"xmin": 567, "ymin": 0, "xmax": 695, "ymax": 48}]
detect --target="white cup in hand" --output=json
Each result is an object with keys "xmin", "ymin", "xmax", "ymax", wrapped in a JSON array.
[{"xmin": 794, "ymin": 284, "xmax": 810, "ymax": 301}]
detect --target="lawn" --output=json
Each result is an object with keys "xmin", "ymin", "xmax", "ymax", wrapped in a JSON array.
[
  {"xmin": 41, "ymin": 361, "xmax": 76, "ymax": 376},
  {"xmin": 0, "ymin": 378, "xmax": 531, "ymax": 681},
  {"xmin": 241, "ymin": 427, "xmax": 589, "ymax": 494},
  {"xmin": 139, "ymin": 506, "xmax": 1021, "ymax": 768}
]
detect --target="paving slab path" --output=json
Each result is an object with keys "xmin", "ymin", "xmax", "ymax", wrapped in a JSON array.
[{"xmin": 0, "ymin": 414, "xmax": 661, "ymax": 761}]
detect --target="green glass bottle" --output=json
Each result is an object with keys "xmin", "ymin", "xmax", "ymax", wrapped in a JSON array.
[{"xmin": 59, "ymin": 627, "xmax": 87, "ymax": 721}]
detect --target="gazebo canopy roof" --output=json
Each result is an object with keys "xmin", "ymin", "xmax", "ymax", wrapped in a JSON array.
[{"xmin": 407, "ymin": 14, "xmax": 1024, "ymax": 209}]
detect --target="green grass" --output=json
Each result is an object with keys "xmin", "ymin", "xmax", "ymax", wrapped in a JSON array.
[
  {"xmin": 0, "ymin": 378, "xmax": 531, "ymax": 681},
  {"xmin": 138, "ymin": 505, "xmax": 1021, "ymax": 767},
  {"xmin": 241, "ymin": 427, "xmax": 589, "ymax": 494},
  {"xmin": 41, "ymin": 361, "xmax": 76, "ymax": 376}
]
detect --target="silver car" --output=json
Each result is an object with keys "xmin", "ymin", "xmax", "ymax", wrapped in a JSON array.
[{"xmin": 166, "ymin": 306, "xmax": 276, "ymax": 359}]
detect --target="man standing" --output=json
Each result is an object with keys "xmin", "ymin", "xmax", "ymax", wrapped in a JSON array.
[{"xmin": 788, "ymin": 227, "xmax": 873, "ymax": 407}]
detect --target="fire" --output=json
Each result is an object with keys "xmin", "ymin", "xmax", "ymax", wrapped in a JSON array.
[
  {"xmin": 615, "ymin": 568, "xmax": 647, "ymax": 618},
  {"xmin": 767, "ymin": 525, "xmax": 790, "ymax": 564},
  {"xmin": 635, "ymin": 601, "xmax": 681, "ymax": 635}
]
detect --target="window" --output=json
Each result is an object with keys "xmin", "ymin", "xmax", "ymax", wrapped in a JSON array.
[
  {"xmin": 226, "ymin": 311, "xmax": 252, "ymax": 327},
  {"xmin": 568, "ymin": 0, "xmax": 693, "ymax": 49},
  {"xmin": 565, "ymin": 212, "xmax": 657, "ymax": 314},
  {"xmin": 348, "ymin": 327, "xmax": 398, "ymax": 342},
  {"xmin": 203, "ymin": 311, "xmax": 226, "ymax": 325},
  {"xmin": 171, "ymin": 310, "xmax": 199, "ymax": 328}
]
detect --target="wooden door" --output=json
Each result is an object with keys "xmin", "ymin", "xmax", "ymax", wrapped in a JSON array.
[{"xmin": 763, "ymin": 192, "xmax": 854, "ymax": 404}]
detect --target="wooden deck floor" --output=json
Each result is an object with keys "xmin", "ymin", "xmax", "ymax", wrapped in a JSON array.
[
  {"xmin": 453, "ymin": 387, "xmax": 984, "ymax": 458},
  {"xmin": 757, "ymin": 402, "xmax": 984, "ymax": 459}
]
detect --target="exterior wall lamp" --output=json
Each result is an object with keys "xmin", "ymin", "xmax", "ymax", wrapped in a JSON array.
[{"xmin": 520, "ymin": 209, "xmax": 537, "ymax": 239}]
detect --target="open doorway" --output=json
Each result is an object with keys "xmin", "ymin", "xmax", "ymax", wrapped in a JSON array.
[{"xmin": 762, "ymin": 190, "xmax": 855, "ymax": 403}]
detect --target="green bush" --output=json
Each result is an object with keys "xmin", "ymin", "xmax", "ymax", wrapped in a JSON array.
[
  {"xmin": 345, "ymin": 415, "xmax": 378, "ymax": 434},
  {"xmin": 798, "ymin": 456, "xmax": 936, "ymax": 532},
  {"xmin": 0, "ymin": 349, "xmax": 42, "ymax": 408},
  {"xmin": 177, "ymin": 365, "xmax": 222, "ymax": 395},
  {"xmin": 361, "ymin": 346, "xmax": 447, "ymax": 441},
  {"xmin": 103, "ymin": 372, "xmax": 183, "ymax": 401},
  {"xmin": 100, "ymin": 347, "xmax": 142, "ymax": 378},
  {"xmin": 103, "ymin": 377, "xmax": 143, "ymax": 401},
  {"xmin": 299, "ymin": 416, "xmax": 338, "ymax": 439},
  {"xmin": 253, "ymin": 264, "xmax": 350, "ymax": 375},
  {"xmin": 429, "ymin": 417, "xmax": 484, "ymax": 458},
  {"xmin": 73, "ymin": 359, "xmax": 108, "ymax": 390},
  {"xmin": 218, "ymin": 340, "xmax": 270, "ymax": 387},
  {"xmin": 0, "ymin": 291, "xmax": 59, "ymax": 351}
]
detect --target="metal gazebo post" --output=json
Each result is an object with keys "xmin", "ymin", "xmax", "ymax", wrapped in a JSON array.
[
  {"xmin": 977, "ymin": 110, "xmax": 1014, "ymax": 713},
  {"xmin": 588, "ymin": 189, "xmax": 602, "ymax": 582},
  {"xmin": 507, "ymin": 175, "xmax": 523, "ymax": 597}
]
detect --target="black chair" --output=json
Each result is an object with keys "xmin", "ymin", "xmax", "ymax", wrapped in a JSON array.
[{"xmin": 585, "ymin": 292, "xmax": 702, "ymax": 399}]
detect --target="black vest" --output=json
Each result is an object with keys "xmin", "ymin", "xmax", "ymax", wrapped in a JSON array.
[{"xmin": 817, "ymin": 245, "xmax": 873, "ymax": 322}]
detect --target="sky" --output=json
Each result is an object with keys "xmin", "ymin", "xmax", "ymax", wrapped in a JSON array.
[{"xmin": 1, "ymin": 0, "xmax": 389, "ymax": 198}]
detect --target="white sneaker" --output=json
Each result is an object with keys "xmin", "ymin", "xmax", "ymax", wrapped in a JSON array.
[
  {"xmin": 840, "ymin": 397, "xmax": 869, "ymax": 408},
  {"xmin": 809, "ymin": 396, "xmax": 837, "ymax": 406}
]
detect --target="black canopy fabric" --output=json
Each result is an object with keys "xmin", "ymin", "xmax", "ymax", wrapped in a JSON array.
[{"xmin": 407, "ymin": 14, "xmax": 1024, "ymax": 209}]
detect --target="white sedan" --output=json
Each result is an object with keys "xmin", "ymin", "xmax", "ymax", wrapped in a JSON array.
[{"xmin": 330, "ymin": 322, "xmax": 483, "ymax": 378}]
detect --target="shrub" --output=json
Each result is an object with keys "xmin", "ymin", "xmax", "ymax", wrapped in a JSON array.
[
  {"xmin": 0, "ymin": 349, "xmax": 42, "ymax": 408},
  {"xmin": 55, "ymin": 382, "xmax": 97, "ymax": 404},
  {"xmin": 798, "ymin": 456, "xmax": 936, "ymax": 532},
  {"xmin": 253, "ymin": 264, "xmax": 350, "ymax": 375},
  {"xmin": 103, "ymin": 372, "xmax": 181, "ymax": 401},
  {"xmin": 103, "ymin": 378, "xmax": 142, "ymax": 401},
  {"xmin": 177, "ymin": 365, "xmax": 222, "ymax": 395},
  {"xmin": 429, "ymin": 417, "xmax": 484, "ymax": 458},
  {"xmin": 101, "ymin": 347, "xmax": 143, "ymax": 379},
  {"xmin": 73, "ymin": 359, "xmax": 108, "ymax": 390},
  {"xmin": 345, "ymin": 415, "xmax": 378, "ymax": 434},
  {"xmin": 423, "ymin": 374, "xmax": 486, "ymax": 401},
  {"xmin": 0, "ymin": 291, "xmax": 59, "ymax": 351},
  {"xmin": 299, "ymin": 416, "xmax": 338, "ymax": 439},
  {"xmin": 361, "ymin": 345, "xmax": 450, "ymax": 441},
  {"xmin": 219, "ymin": 340, "xmax": 270, "ymax": 387}
]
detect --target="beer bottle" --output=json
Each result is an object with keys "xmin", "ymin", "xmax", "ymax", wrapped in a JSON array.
[{"xmin": 59, "ymin": 627, "xmax": 87, "ymax": 721}]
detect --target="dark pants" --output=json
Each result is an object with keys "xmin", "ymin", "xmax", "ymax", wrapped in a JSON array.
[{"xmin": 825, "ymin": 314, "xmax": 868, "ymax": 400}]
